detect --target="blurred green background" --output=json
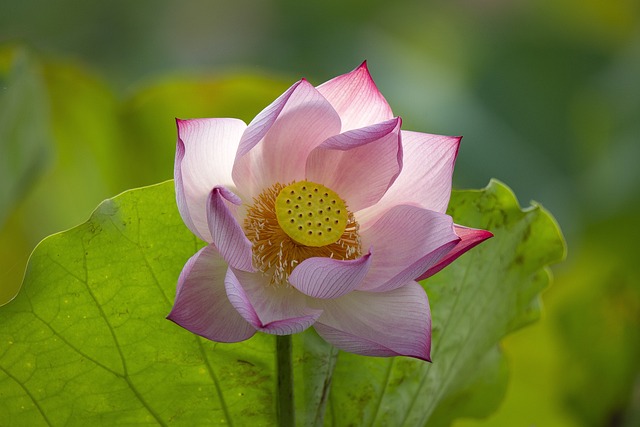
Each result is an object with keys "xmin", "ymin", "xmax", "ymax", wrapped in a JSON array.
[{"xmin": 1, "ymin": 0, "xmax": 638, "ymax": 426}]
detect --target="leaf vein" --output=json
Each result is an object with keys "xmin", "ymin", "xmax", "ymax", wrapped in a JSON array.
[
  {"xmin": 0, "ymin": 365, "xmax": 53, "ymax": 427},
  {"xmin": 198, "ymin": 338, "xmax": 233, "ymax": 427},
  {"xmin": 369, "ymin": 357, "xmax": 395, "ymax": 427}
]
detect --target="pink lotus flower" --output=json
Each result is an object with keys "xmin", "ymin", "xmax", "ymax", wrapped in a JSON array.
[{"xmin": 167, "ymin": 62, "xmax": 492, "ymax": 361}]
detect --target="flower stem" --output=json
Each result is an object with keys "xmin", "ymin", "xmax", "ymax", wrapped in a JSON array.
[{"xmin": 276, "ymin": 334, "xmax": 295, "ymax": 427}]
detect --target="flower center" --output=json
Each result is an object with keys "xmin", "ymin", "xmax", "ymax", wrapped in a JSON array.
[
  {"xmin": 244, "ymin": 181, "xmax": 361, "ymax": 286},
  {"xmin": 275, "ymin": 181, "xmax": 349, "ymax": 247}
]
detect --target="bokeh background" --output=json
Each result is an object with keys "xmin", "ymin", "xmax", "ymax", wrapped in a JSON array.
[{"xmin": 1, "ymin": 0, "xmax": 639, "ymax": 425}]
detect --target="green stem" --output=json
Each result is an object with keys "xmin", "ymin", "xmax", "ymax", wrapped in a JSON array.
[{"xmin": 276, "ymin": 334, "xmax": 295, "ymax": 427}]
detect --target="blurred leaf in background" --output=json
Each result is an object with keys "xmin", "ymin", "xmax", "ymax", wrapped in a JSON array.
[
  {"xmin": 0, "ymin": 45, "xmax": 123, "ymax": 305},
  {"xmin": 555, "ymin": 212, "xmax": 640, "ymax": 427},
  {"xmin": 0, "ymin": 47, "xmax": 52, "ymax": 231},
  {"xmin": 122, "ymin": 74, "xmax": 288, "ymax": 186},
  {"xmin": 0, "ymin": 45, "xmax": 289, "ymax": 306}
]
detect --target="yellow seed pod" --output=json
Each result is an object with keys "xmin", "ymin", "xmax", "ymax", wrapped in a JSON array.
[{"xmin": 275, "ymin": 181, "xmax": 349, "ymax": 247}]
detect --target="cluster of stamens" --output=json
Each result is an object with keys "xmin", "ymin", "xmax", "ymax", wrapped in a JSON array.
[{"xmin": 243, "ymin": 181, "xmax": 361, "ymax": 286}]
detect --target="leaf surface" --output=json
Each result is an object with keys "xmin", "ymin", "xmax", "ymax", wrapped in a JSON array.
[{"xmin": 0, "ymin": 180, "xmax": 565, "ymax": 426}]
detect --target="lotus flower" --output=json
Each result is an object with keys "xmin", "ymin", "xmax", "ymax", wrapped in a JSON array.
[{"xmin": 167, "ymin": 62, "xmax": 492, "ymax": 361}]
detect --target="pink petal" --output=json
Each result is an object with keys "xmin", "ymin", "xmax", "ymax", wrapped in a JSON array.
[
  {"xmin": 356, "ymin": 130, "xmax": 461, "ymax": 225},
  {"xmin": 232, "ymin": 80, "xmax": 342, "ymax": 200},
  {"xmin": 225, "ymin": 268, "xmax": 322, "ymax": 335},
  {"xmin": 167, "ymin": 245, "xmax": 256, "ymax": 343},
  {"xmin": 206, "ymin": 187, "xmax": 255, "ymax": 272},
  {"xmin": 289, "ymin": 252, "xmax": 372, "ymax": 299},
  {"xmin": 175, "ymin": 118, "xmax": 247, "ymax": 242},
  {"xmin": 358, "ymin": 205, "xmax": 460, "ymax": 292},
  {"xmin": 306, "ymin": 118, "xmax": 403, "ymax": 212},
  {"xmin": 316, "ymin": 61, "xmax": 394, "ymax": 132},
  {"xmin": 416, "ymin": 225, "xmax": 494, "ymax": 281},
  {"xmin": 313, "ymin": 281, "xmax": 431, "ymax": 361}
]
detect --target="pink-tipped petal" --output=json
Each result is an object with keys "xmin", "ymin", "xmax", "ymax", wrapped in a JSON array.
[
  {"xmin": 358, "ymin": 205, "xmax": 460, "ymax": 292},
  {"xmin": 317, "ymin": 61, "xmax": 394, "ymax": 132},
  {"xmin": 289, "ymin": 252, "xmax": 372, "ymax": 299},
  {"xmin": 234, "ymin": 81, "xmax": 301, "ymax": 159},
  {"xmin": 175, "ymin": 118, "xmax": 247, "ymax": 242},
  {"xmin": 225, "ymin": 268, "xmax": 322, "ymax": 335},
  {"xmin": 232, "ymin": 80, "xmax": 341, "ymax": 200},
  {"xmin": 306, "ymin": 118, "xmax": 403, "ymax": 212},
  {"xmin": 356, "ymin": 131, "xmax": 461, "ymax": 224},
  {"xmin": 206, "ymin": 187, "xmax": 255, "ymax": 272},
  {"xmin": 313, "ymin": 281, "xmax": 431, "ymax": 361},
  {"xmin": 417, "ymin": 225, "xmax": 494, "ymax": 280},
  {"xmin": 167, "ymin": 245, "xmax": 256, "ymax": 342}
]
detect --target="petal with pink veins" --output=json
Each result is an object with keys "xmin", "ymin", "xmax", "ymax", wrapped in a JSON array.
[
  {"xmin": 232, "ymin": 80, "xmax": 342, "ymax": 200},
  {"xmin": 358, "ymin": 205, "xmax": 460, "ymax": 292},
  {"xmin": 306, "ymin": 118, "xmax": 403, "ymax": 212},
  {"xmin": 317, "ymin": 61, "xmax": 394, "ymax": 132},
  {"xmin": 289, "ymin": 252, "xmax": 372, "ymax": 299},
  {"xmin": 175, "ymin": 118, "xmax": 247, "ymax": 242},
  {"xmin": 225, "ymin": 268, "xmax": 322, "ymax": 335},
  {"xmin": 417, "ymin": 225, "xmax": 494, "ymax": 280},
  {"xmin": 206, "ymin": 187, "xmax": 255, "ymax": 272},
  {"xmin": 167, "ymin": 245, "xmax": 256, "ymax": 343},
  {"xmin": 312, "ymin": 281, "xmax": 432, "ymax": 361},
  {"xmin": 356, "ymin": 130, "xmax": 460, "ymax": 225}
]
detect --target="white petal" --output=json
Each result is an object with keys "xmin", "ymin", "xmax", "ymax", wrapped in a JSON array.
[
  {"xmin": 206, "ymin": 187, "xmax": 255, "ymax": 271},
  {"xmin": 289, "ymin": 252, "xmax": 372, "ymax": 299},
  {"xmin": 306, "ymin": 118, "xmax": 403, "ymax": 212},
  {"xmin": 225, "ymin": 268, "xmax": 322, "ymax": 335},
  {"xmin": 358, "ymin": 205, "xmax": 460, "ymax": 292},
  {"xmin": 316, "ymin": 61, "xmax": 394, "ymax": 132},
  {"xmin": 313, "ymin": 282, "xmax": 431, "ymax": 360},
  {"xmin": 356, "ymin": 131, "xmax": 460, "ymax": 225},
  {"xmin": 175, "ymin": 118, "xmax": 247, "ymax": 241},
  {"xmin": 232, "ymin": 80, "xmax": 341, "ymax": 200},
  {"xmin": 167, "ymin": 245, "xmax": 256, "ymax": 343}
]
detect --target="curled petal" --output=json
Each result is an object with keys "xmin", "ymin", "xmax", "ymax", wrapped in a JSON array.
[
  {"xmin": 317, "ymin": 61, "xmax": 394, "ymax": 132},
  {"xmin": 306, "ymin": 118, "xmax": 403, "ymax": 212},
  {"xmin": 313, "ymin": 282, "xmax": 432, "ymax": 361},
  {"xmin": 417, "ymin": 225, "xmax": 494, "ymax": 280},
  {"xmin": 232, "ymin": 80, "xmax": 342, "ymax": 200},
  {"xmin": 289, "ymin": 252, "xmax": 372, "ymax": 299},
  {"xmin": 207, "ymin": 187, "xmax": 255, "ymax": 272},
  {"xmin": 357, "ymin": 131, "xmax": 460, "ymax": 225},
  {"xmin": 167, "ymin": 246, "xmax": 256, "ymax": 343},
  {"xmin": 225, "ymin": 268, "xmax": 322, "ymax": 335},
  {"xmin": 175, "ymin": 118, "xmax": 247, "ymax": 241},
  {"xmin": 358, "ymin": 205, "xmax": 460, "ymax": 292}
]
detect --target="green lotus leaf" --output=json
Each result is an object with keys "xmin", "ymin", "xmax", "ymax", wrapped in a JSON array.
[{"xmin": 0, "ymin": 179, "xmax": 565, "ymax": 426}]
